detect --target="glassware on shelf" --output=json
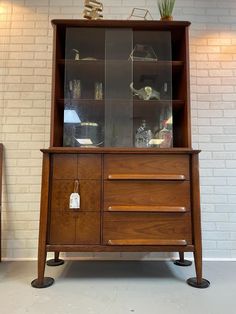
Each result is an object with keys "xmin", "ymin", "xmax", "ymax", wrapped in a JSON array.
[
  {"xmin": 68, "ymin": 79, "xmax": 81, "ymax": 99},
  {"xmin": 72, "ymin": 49, "xmax": 80, "ymax": 60},
  {"xmin": 135, "ymin": 120, "xmax": 153, "ymax": 148},
  {"xmin": 94, "ymin": 82, "xmax": 103, "ymax": 100},
  {"xmin": 159, "ymin": 119, "xmax": 172, "ymax": 148},
  {"xmin": 75, "ymin": 122, "xmax": 103, "ymax": 147},
  {"xmin": 161, "ymin": 82, "xmax": 169, "ymax": 100}
]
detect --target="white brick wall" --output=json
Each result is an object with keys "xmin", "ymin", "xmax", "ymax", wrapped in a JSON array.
[{"xmin": 0, "ymin": 0, "xmax": 236, "ymax": 260}]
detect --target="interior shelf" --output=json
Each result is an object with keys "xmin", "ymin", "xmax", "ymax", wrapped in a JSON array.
[
  {"xmin": 133, "ymin": 60, "xmax": 184, "ymax": 67},
  {"xmin": 57, "ymin": 59, "xmax": 104, "ymax": 65},
  {"xmin": 59, "ymin": 99, "xmax": 184, "ymax": 107},
  {"xmin": 57, "ymin": 59, "xmax": 184, "ymax": 67}
]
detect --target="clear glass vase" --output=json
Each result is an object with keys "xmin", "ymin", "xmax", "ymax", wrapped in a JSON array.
[{"xmin": 135, "ymin": 120, "xmax": 153, "ymax": 148}]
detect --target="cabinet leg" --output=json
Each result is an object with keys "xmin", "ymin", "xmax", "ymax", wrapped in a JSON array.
[
  {"xmin": 187, "ymin": 154, "xmax": 210, "ymax": 288},
  {"xmin": 174, "ymin": 252, "xmax": 192, "ymax": 267},
  {"xmin": 31, "ymin": 153, "xmax": 54, "ymax": 288},
  {"xmin": 187, "ymin": 251, "xmax": 210, "ymax": 288},
  {"xmin": 31, "ymin": 248, "xmax": 54, "ymax": 289},
  {"xmin": 47, "ymin": 251, "xmax": 64, "ymax": 267}
]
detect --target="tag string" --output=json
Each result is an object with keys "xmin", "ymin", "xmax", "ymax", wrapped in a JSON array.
[{"xmin": 74, "ymin": 180, "xmax": 79, "ymax": 193}]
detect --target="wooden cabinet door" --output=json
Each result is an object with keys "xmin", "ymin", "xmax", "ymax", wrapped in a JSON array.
[
  {"xmin": 51, "ymin": 180, "xmax": 101, "ymax": 211},
  {"xmin": 48, "ymin": 153, "xmax": 102, "ymax": 245},
  {"xmin": 49, "ymin": 211, "xmax": 100, "ymax": 245}
]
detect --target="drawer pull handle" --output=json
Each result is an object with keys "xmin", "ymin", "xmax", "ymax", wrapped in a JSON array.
[
  {"xmin": 108, "ymin": 174, "xmax": 186, "ymax": 181},
  {"xmin": 107, "ymin": 239, "xmax": 187, "ymax": 246},
  {"xmin": 107, "ymin": 206, "xmax": 187, "ymax": 213}
]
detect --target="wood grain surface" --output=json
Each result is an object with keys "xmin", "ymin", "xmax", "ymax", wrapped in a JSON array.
[
  {"xmin": 104, "ymin": 181, "xmax": 190, "ymax": 209},
  {"xmin": 49, "ymin": 212, "xmax": 100, "ymax": 245},
  {"xmin": 104, "ymin": 154, "xmax": 190, "ymax": 179},
  {"xmin": 103, "ymin": 212, "xmax": 192, "ymax": 244},
  {"xmin": 52, "ymin": 154, "xmax": 102, "ymax": 179},
  {"xmin": 51, "ymin": 179, "xmax": 101, "ymax": 211}
]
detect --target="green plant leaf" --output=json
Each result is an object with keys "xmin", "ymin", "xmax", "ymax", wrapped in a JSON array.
[{"xmin": 158, "ymin": 0, "xmax": 175, "ymax": 17}]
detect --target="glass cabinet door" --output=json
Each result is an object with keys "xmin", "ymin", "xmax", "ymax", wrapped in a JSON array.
[
  {"xmin": 63, "ymin": 27, "xmax": 172, "ymax": 148},
  {"xmin": 63, "ymin": 27, "xmax": 105, "ymax": 147},
  {"xmin": 132, "ymin": 30, "xmax": 172, "ymax": 148},
  {"xmin": 105, "ymin": 29, "xmax": 133, "ymax": 147}
]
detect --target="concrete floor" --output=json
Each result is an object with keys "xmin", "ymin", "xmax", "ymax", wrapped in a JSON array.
[{"xmin": 0, "ymin": 260, "xmax": 235, "ymax": 314}]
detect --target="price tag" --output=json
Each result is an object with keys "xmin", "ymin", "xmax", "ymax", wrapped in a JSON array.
[{"xmin": 70, "ymin": 192, "xmax": 80, "ymax": 209}]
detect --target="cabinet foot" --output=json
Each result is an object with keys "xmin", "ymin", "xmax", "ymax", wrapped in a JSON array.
[
  {"xmin": 31, "ymin": 277, "xmax": 54, "ymax": 288},
  {"xmin": 174, "ymin": 259, "xmax": 192, "ymax": 267},
  {"xmin": 186, "ymin": 277, "xmax": 210, "ymax": 289},
  {"xmin": 174, "ymin": 252, "xmax": 192, "ymax": 266},
  {"xmin": 46, "ymin": 258, "xmax": 64, "ymax": 266}
]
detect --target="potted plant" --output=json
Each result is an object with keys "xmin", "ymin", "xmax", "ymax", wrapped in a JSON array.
[{"xmin": 158, "ymin": 0, "xmax": 175, "ymax": 21}]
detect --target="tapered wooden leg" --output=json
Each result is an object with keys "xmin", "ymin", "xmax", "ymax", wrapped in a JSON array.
[
  {"xmin": 47, "ymin": 251, "xmax": 64, "ymax": 266},
  {"xmin": 174, "ymin": 252, "xmax": 192, "ymax": 266},
  {"xmin": 187, "ymin": 153, "xmax": 210, "ymax": 288},
  {"xmin": 195, "ymin": 250, "xmax": 202, "ymax": 284},
  {"xmin": 31, "ymin": 245, "xmax": 54, "ymax": 288},
  {"xmin": 187, "ymin": 250, "xmax": 210, "ymax": 288},
  {"xmin": 31, "ymin": 154, "xmax": 54, "ymax": 288}
]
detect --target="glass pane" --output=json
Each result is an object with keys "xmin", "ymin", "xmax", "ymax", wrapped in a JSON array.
[
  {"xmin": 133, "ymin": 31, "xmax": 172, "ymax": 148},
  {"xmin": 105, "ymin": 29, "xmax": 133, "ymax": 147},
  {"xmin": 63, "ymin": 27, "xmax": 105, "ymax": 147}
]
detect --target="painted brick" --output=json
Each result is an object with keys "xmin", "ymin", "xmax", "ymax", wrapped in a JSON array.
[
  {"xmin": 208, "ymin": 53, "xmax": 233, "ymax": 61},
  {"xmin": 217, "ymin": 241, "xmax": 236, "ymax": 249},
  {"xmin": 211, "ymin": 135, "xmax": 236, "ymax": 143},
  {"xmin": 201, "ymin": 195, "xmax": 228, "ymax": 204},
  {"xmin": 200, "ymin": 160, "xmax": 225, "ymax": 168},
  {"xmin": 203, "ymin": 250, "xmax": 231, "ymax": 258},
  {"xmin": 202, "ymin": 222, "xmax": 216, "ymax": 231},
  {"xmin": 214, "ymin": 169, "xmax": 236, "ymax": 177},
  {"xmin": 198, "ymin": 127, "xmax": 223, "ymax": 134},
  {"xmin": 204, "ymin": 232, "xmax": 231, "ymax": 240},
  {"xmin": 228, "ymin": 195, "xmax": 236, "ymax": 203},
  {"xmin": 211, "ymin": 102, "xmax": 235, "ymax": 109},
  {"xmin": 227, "ymin": 177, "xmax": 236, "ymax": 185},
  {"xmin": 213, "ymin": 118, "xmax": 236, "ymax": 126},
  {"xmin": 201, "ymin": 177, "xmax": 227, "ymax": 186}
]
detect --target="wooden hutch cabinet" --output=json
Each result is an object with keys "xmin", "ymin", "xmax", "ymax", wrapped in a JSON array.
[{"xmin": 31, "ymin": 20, "xmax": 209, "ymax": 288}]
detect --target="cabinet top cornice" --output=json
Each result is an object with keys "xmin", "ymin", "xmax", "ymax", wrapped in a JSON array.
[
  {"xmin": 41, "ymin": 148, "xmax": 200, "ymax": 154},
  {"xmin": 51, "ymin": 19, "xmax": 191, "ymax": 29}
]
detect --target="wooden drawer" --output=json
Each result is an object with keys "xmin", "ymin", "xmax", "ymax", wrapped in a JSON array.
[
  {"xmin": 104, "ymin": 154, "xmax": 190, "ymax": 180},
  {"xmin": 51, "ymin": 179, "xmax": 101, "ymax": 211},
  {"xmin": 49, "ymin": 211, "xmax": 100, "ymax": 245},
  {"xmin": 52, "ymin": 154, "xmax": 101, "ymax": 179},
  {"xmin": 103, "ymin": 212, "xmax": 192, "ymax": 245},
  {"xmin": 104, "ymin": 181, "xmax": 190, "ymax": 211}
]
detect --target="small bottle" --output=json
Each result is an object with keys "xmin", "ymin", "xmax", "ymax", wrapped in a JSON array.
[
  {"xmin": 69, "ymin": 79, "xmax": 81, "ymax": 99},
  {"xmin": 94, "ymin": 82, "xmax": 103, "ymax": 100},
  {"xmin": 135, "ymin": 120, "xmax": 153, "ymax": 148},
  {"xmin": 161, "ymin": 82, "xmax": 168, "ymax": 100},
  {"xmin": 159, "ymin": 120, "xmax": 172, "ymax": 148},
  {"xmin": 72, "ymin": 49, "xmax": 80, "ymax": 60}
]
